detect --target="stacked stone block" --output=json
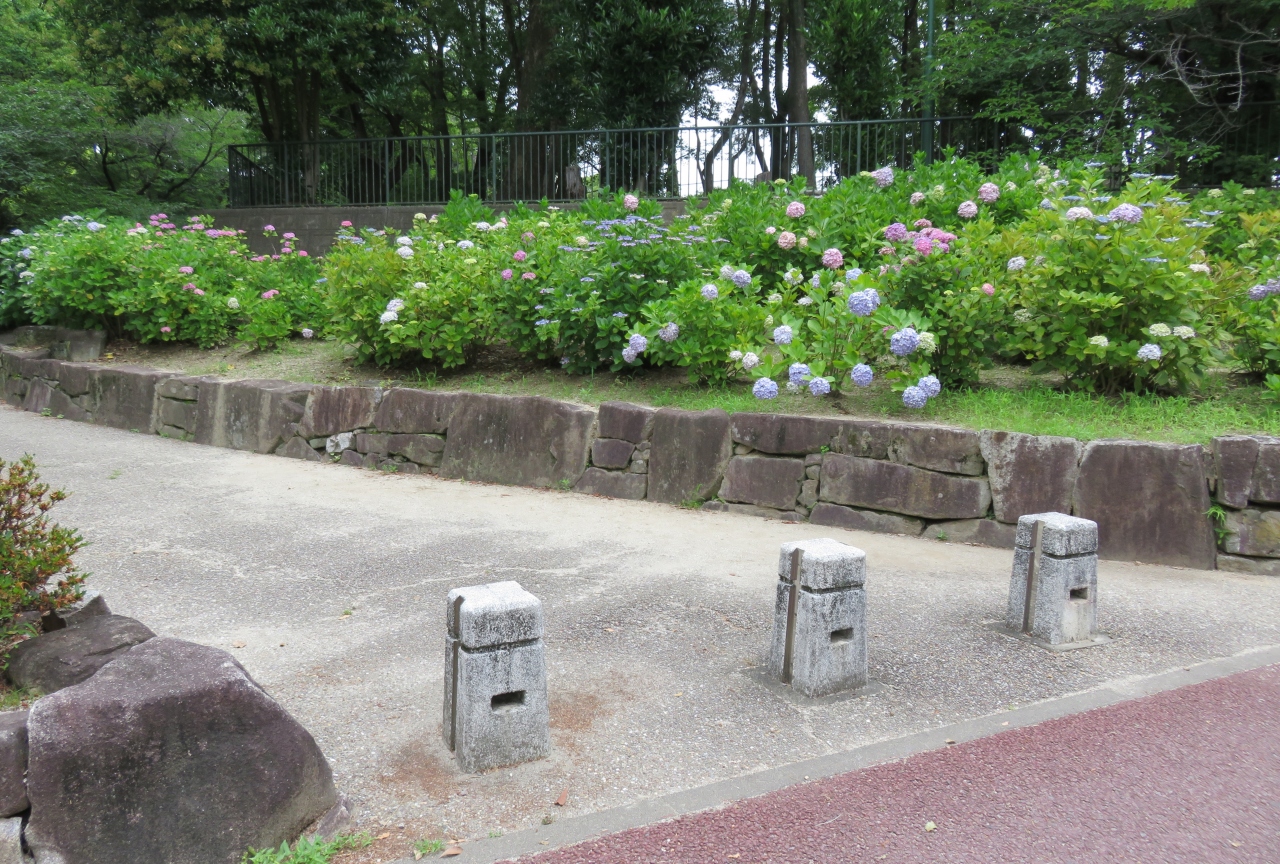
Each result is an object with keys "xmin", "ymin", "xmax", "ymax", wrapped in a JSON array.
[
  {"xmin": 574, "ymin": 401, "xmax": 653, "ymax": 500},
  {"xmin": 443, "ymin": 581, "xmax": 550, "ymax": 773},
  {"xmin": 768, "ymin": 538, "xmax": 868, "ymax": 698},
  {"xmin": 1212, "ymin": 436, "xmax": 1280, "ymax": 576},
  {"xmin": 1005, "ymin": 512, "xmax": 1100, "ymax": 646}
]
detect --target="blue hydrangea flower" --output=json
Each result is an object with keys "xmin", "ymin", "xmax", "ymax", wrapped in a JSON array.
[
  {"xmin": 628, "ymin": 334, "xmax": 648, "ymax": 353},
  {"xmin": 701, "ymin": 284, "xmax": 719, "ymax": 300},
  {"xmin": 811, "ymin": 273, "xmax": 822, "ymax": 289},
  {"xmin": 535, "ymin": 318, "xmax": 550, "ymax": 326},
  {"xmin": 752, "ymin": 378, "xmax": 779, "ymax": 399},
  {"xmin": 809, "ymin": 377, "xmax": 831, "ymax": 396},
  {"xmin": 847, "ymin": 291, "xmax": 875, "ymax": 316},
  {"xmin": 457, "ymin": 240, "xmax": 474, "ymax": 250},
  {"xmin": 658, "ymin": 322, "xmax": 680, "ymax": 342},
  {"xmin": 773, "ymin": 325, "xmax": 793, "ymax": 345},
  {"xmin": 1039, "ymin": 199, "xmax": 1054, "ymax": 210},
  {"xmin": 788, "ymin": 363, "xmax": 811, "ymax": 385},
  {"xmin": 621, "ymin": 347, "xmax": 638, "ymax": 363},
  {"xmin": 732, "ymin": 269, "xmax": 752, "ymax": 288},
  {"xmin": 890, "ymin": 327, "xmax": 920, "ymax": 356},
  {"xmin": 846, "ymin": 268, "xmax": 864, "ymax": 281},
  {"xmin": 918, "ymin": 375, "xmax": 941, "ymax": 398},
  {"xmin": 612, "ymin": 311, "xmax": 627, "ymax": 318},
  {"xmin": 902, "ymin": 386, "xmax": 928, "ymax": 408},
  {"xmin": 850, "ymin": 364, "xmax": 873, "ymax": 387},
  {"xmin": 581, "ymin": 277, "xmax": 595, "ymax": 283},
  {"xmin": 1136, "ymin": 343, "xmax": 1162, "ymax": 361}
]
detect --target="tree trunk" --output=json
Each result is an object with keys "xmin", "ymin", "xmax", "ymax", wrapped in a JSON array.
[{"xmin": 788, "ymin": 0, "xmax": 814, "ymax": 187}]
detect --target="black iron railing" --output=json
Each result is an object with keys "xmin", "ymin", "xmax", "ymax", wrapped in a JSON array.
[{"xmin": 226, "ymin": 108, "xmax": 1280, "ymax": 208}]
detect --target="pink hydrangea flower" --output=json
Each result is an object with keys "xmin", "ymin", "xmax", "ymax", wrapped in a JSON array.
[
  {"xmin": 821, "ymin": 248, "xmax": 843, "ymax": 269},
  {"xmin": 193, "ymin": 289, "xmax": 205, "ymax": 296},
  {"xmin": 623, "ymin": 194, "xmax": 639, "ymax": 211},
  {"xmin": 283, "ymin": 232, "xmax": 295, "ymax": 239},
  {"xmin": 879, "ymin": 246, "xmax": 896, "ymax": 256},
  {"xmin": 183, "ymin": 283, "xmax": 196, "ymax": 291},
  {"xmin": 777, "ymin": 231, "xmax": 797, "ymax": 250},
  {"xmin": 957, "ymin": 201, "xmax": 979, "ymax": 218},
  {"xmin": 522, "ymin": 231, "xmax": 535, "ymax": 241},
  {"xmin": 522, "ymin": 271, "xmax": 536, "ymax": 280},
  {"xmin": 513, "ymin": 250, "xmax": 527, "ymax": 262},
  {"xmin": 914, "ymin": 219, "xmax": 932, "ymax": 229},
  {"xmin": 261, "ymin": 289, "xmax": 279, "ymax": 299},
  {"xmin": 910, "ymin": 192, "xmax": 926, "ymax": 206},
  {"xmin": 501, "ymin": 269, "xmax": 513, "ymax": 280},
  {"xmin": 298, "ymin": 250, "xmax": 308, "ymax": 257},
  {"xmin": 765, "ymin": 226, "xmax": 776, "ymax": 235},
  {"xmin": 178, "ymin": 266, "xmax": 194, "ymax": 274},
  {"xmin": 341, "ymin": 220, "xmax": 353, "ymax": 228},
  {"xmin": 160, "ymin": 326, "xmax": 171, "ymax": 333},
  {"xmin": 977, "ymin": 182, "xmax": 1000, "ymax": 203},
  {"xmin": 263, "ymin": 224, "xmax": 275, "ymax": 231},
  {"xmin": 914, "ymin": 236, "xmax": 934, "ymax": 255},
  {"xmin": 981, "ymin": 283, "xmax": 995, "ymax": 295},
  {"xmin": 786, "ymin": 201, "xmax": 805, "ymax": 218}
]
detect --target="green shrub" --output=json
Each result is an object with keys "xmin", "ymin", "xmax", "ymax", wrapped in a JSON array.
[{"xmin": 0, "ymin": 455, "xmax": 86, "ymax": 653}]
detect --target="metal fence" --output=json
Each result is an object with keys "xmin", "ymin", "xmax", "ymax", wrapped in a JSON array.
[{"xmin": 227, "ymin": 108, "xmax": 1280, "ymax": 208}]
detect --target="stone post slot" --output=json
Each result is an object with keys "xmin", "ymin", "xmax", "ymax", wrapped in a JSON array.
[
  {"xmin": 443, "ymin": 581, "xmax": 550, "ymax": 773},
  {"xmin": 1006, "ymin": 512, "xmax": 1101, "ymax": 647},
  {"xmin": 768, "ymin": 538, "xmax": 869, "ymax": 698}
]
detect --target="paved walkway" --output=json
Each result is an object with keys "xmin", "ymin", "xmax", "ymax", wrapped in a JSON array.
[
  {"xmin": 520, "ymin": 664, "xmax": 1280, "ymax": 863},
  {"xmin": 4, "ymin": 406, "xmax": 1280, "ymax": 860}
]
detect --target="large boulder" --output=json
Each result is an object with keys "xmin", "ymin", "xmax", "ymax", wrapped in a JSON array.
[
  {"xmin": 371, "ymin": 388, "xmax": 457, "ymax": 434},
  {"xmin": 439, "ymin": 394, "xmax": 595, "ymax": 488},
  {"xmin": 24, "ymin": 638, "xmax": 338, "ymax": 864},
  {"xmin": 6, "ymin": 615, "xmax": 154, "ymax": 694},
  {"xmin": 819, "ymin": 454, "xmax": 991, "ymax": 520},
  {"xmin": 194, "ymin": 380, "xmax": 311, "ymax": 454},
  {"xmin": 299, "ymin": 386, "xmax": 382, "ymax": 438},
  {"xmin": 979, "ymin": 430, "xmax": 1082, "ymax": 523},
  {"xmin": 1073, "ymin": 439, "xmax": 1216, "ymax": 568},
  {"xmin": 719, "ymin": 455, "xmax": 805, "ymax": 510},
  {"xmin": 647, "ymin": 408, "xmax": 732, "ymax": 505},
  {"xmin": 0, "ymin": 712, "xmax": 27, "ymax": 817}
]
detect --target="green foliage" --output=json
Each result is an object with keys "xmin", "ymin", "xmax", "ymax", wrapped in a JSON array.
[
  {"xmin": 241, "ymin": 833, "xmax": 370, "ymax": 864},
  {"xmin": 0, "ymin": 456, "xmax": 86, "ymax": 653},
  {"xmin": 414, "ymin": 838, "xmax": 446, "ymax": 856}
]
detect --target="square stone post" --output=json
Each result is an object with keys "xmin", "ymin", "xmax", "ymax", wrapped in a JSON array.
[
  {"xmin": 442, "ymin": 581, "xmax": 550, "ymax": 773},
  {"xmin": 1006, "ymin": 512, "xmax": 1099, "ymax": 645},
  {"xmin": 768, "ymin": 538, "xmax": 868, "ymax": 698}
]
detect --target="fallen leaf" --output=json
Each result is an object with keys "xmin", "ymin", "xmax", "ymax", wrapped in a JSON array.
[
  {"xmin": 727, "ymin": 854, "xmax": 740, "ymax": 859},
  {"xmin": 674, "ymin": 692, "xmax": 683, "ymax": 697},
  {"xmin": 232, "ymin": 641, "xmax": 246, "ymax": 648},
  {"xmin": 924, "ymin": 822, "xmax": 937, "ymax": 832},
  {"xmin": 603, "ymin": 627, "xmax": 614, "ymax": 632},
  {"xmin": 376, "ymin": 832, "xmax": 390, "ymax": 840},
  {"xmin": 441, "ymin": 847, "xmax": 463, "ymax": 857},
  {"xmin": 415, "ymin": 853, "xmax": 423, "ymax": 861},
  {"xmin": 945, "ymin": 738, "xmax": 956, "ymax": 744},
  {"xmin": 1231, "ymin": 841, "xmax": 1243, "ymax": 848},
  {"xmin": 555, "ymin": 789, "xmax": 568, "ymax": 807}
]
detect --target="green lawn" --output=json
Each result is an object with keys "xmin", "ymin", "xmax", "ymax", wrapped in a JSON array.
[{"xmin": 102, "ymin": 338, "xmax": 1280, "ymax": 445}]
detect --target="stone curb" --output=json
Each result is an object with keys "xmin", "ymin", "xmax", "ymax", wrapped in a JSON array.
[{"xmin": 391, "ymin": 644, "xmax": 1280, "ymax": 864}]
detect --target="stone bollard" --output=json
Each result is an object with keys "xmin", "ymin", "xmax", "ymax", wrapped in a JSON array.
[
  {"xmin": 1006, "ymin": 512, "xmax": 1100, "ymax": 646},
  {"xmin": 442, "ymin": 581, "xmax": 549, "ymax": 773},
  {"xmin": 768, "ymin": 538, "xmax": 868, "ymax": 698}
]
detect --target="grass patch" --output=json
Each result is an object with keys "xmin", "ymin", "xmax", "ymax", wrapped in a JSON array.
[
  {"xmin": 0, "ymin": 684, "xmax": 38, "ymax": 712},
  {"xmin": 99, "ymin": 338, "xmax": 1280, "ymax": 444},
  {"xmin": 242, "ymin": 833, "xmax": 371, "ymax": 864}
]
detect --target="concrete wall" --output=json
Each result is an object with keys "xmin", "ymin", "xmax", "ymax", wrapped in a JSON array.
[{"xmin": 1, "ymin": 344, "xmax": 1242, "ymax": 572}]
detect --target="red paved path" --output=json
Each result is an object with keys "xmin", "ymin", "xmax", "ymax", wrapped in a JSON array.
[{"xmin": 523, "ymin": 665, "xmax": 1280, "ymax": 863}]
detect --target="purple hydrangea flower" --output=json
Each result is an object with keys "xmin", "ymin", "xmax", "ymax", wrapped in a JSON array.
[
  {"xmin": 914, "ymin": 236, "xmax": 934, "ymax": 256},
  {"xmin": 628, "ymin": 334, "xmax": 648, "ymax": 353},
  {"xmin": 850, "ymin": 364, "xmax": 873, "ymax": 387},
  {"xmin": 890, "ymin": 327, "xmax": 920, "ymax": 356},
  {"xmin": 917, "ymin": 375, "xmax": 941, "ymax": 397},
  {"xmin": 902, "ymin": 386, "xmax": 928, "ymax": 408},
  {"xmin": 732, "ymin": 269, "xmax": 752, "ymax": 288},
  {"xmin": 1109, "ymin": 203, "xmax": 1143, "ymax": 224},
  {"xmin": 788, "ymin": 363, "xmax": 811, "ymax": 385},
  {"xmin": 753, "ymin": 378, "xmax": 779, "ymax": 399},
  {"xmin": 957, "ymin": 200, "xmax": 979, "ymax": 219},
  {"xmin": 658, "ymin": 322, "xmax": 680, "ymax": 342},
  {"xmin": 822, "ymin": 248, "xmax": 844, "ymax": 269},
  {"xmin": 1136, "ymin": 343, "xmax": 1162, "ymax": 362},
  {"xmin": 809, "ymin": 377, "xmax": 831, "ymax": 396},
  {"xmin": 701, "ymin": 284, "xmax": 719, "ymax": 300},
  {"xmin": 977, "ymin": 182, "xmax": 1000, "ymax": 203},
  {"xmin": 773, "ymin": 325, "xmax": 793, "ymax": 345},
  {"xmin": 870, "ymin": 166, "xmax": 894, "ymax": 188},
  {"xmin": 1249, "ymin": 284, "xmax": 1273, "ymax": 300},
  {"xmin": 847, "ymin": 291, "xmax": 876, "ymax": 316},
  {"xmin": 621, "ymin": 347, "xmax": 638, "ymax": 363},
  {"xmin": 884, "ymin": 222, "xmax": 908, "ymax": 242}
]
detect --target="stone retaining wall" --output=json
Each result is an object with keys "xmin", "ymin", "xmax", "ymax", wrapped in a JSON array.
[{"xmin": 1, "ymin": 343, "xmax": 1258, "ymax": 572}]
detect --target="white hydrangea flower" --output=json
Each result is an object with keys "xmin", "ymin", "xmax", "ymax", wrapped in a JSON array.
[
  {"xmin": 380, "ymin": 310, "xmax": 398, "ymax": 324},
  {"xmin": 741, "ymin": 352, "xmax": 760, "ymax": 370},
  {"xmin": 396, "ymin": 246, "xmax": 414, "ymax": 259},
  {"xmin": 1148, "ymin": 323, "xmax": 1172, "ymax": 337},
  {"xmin": 227, "ymin": 297, "xmax": 240, "ymax": 310},
  {"xmin": 413, "ymin": 281, "xmax": 427, "ymax": 289},
  {"xmin": 1188, "ymin": 263, "xmax": 1210, "ymax": 274},
  {"xmin": 1089, "ymin": 335, "xmax": 1109, "ymax": 347},
  {"xmin": 917, "ymin": 332, "xmax": 937, "ymax": 354},
  {"xmin": 1013, "ymin": 308, "xmax": 1034, "ymax": 323},
  {"xmin": 396, "ymin": 236, "xmax": 413, "ymax": 246},
  {"xmin": 728, "ymin": 350, "xmax": 744, "ymax": 361},
  {"xmin": 1173, "ymin": 326, "xmax": 1196, "ymax": 339}
]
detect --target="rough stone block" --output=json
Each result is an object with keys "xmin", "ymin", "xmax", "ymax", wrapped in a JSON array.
[
  {"xmin": 700, "ymin": 501, "xmax": 801, "ymax": 520},
  {"xmin": 155, "ymin": 377, "xmax": 202, "ymax": 402},
  {"xmin": 53, "ymin": 362, "xmax": 94, "ymax": 397},
  {"xmin": 591, "ymin": 438, "xmax": 635, "ymax": 469},
  {"xmin": 91, "ymin": 366, "xmax": 172, "ymax": 431},
  {"xmin": 819, "ymin": 454, "xmax": 991, "ymax": 520},
  {"xmin": 1216, "ymin": 554, "xmax": 1280, "ymax": 576},
  {"xmin": 1221, "ymin": 508, "xmax": 1280, "ymax": 557},
  {"xmin": 300, "ymin": 386, "xmax": 382, "ymax": 437},
  {"xmin": 40, "ymin": 589, "xmax": 109, "ymax": 632},
  {"xmin": 24, "ymin": 638, "xmax": 338, "ymax": 864},
  {"xmin": 1212, "ymin": 436, "xmax": 1260, "ymax": 509},
  {"xmin": 439, "ymin": 394, "xmax": 595, "ymax": 488},
  {"xmin": 980, "ymin": 430, "xmax": 1082, "ymax": 523},
  {"xmin": 798, "ymin": 478, "xmax": 819, "ymax": 508},
  {"xmin": 888, "ymin": 424, "xmax": 984, "ymax": 475},
  {"xmin": 833, "ymin": 420, "xmax": 895, "ymax": 460},
  {"xmin": 44, "ymin": 386, "xmax": 90, "ymax": 422},
  {"xmin": 446, "ymin": 581, "xmax": 544, "ymax": 650},
  {"xmin": 1014, "ymin": 512, "xmax": 1099, "ymax": 556},
  {"xmin": 338, "ymin": 450, "xmax": 363, "ymax": 467},
  {"xmin": 597, "ymin": 402, "xmax": 654, "ymax": 444},
  {"xmin": 808, "ymin": 502, "xmax": 924, "ymax": 536},
  {"xmin": 647, "ymin": 408, "xmax": 732, "ymax": 505},
  {"xmin": 372, "ymin": 388, "xmax": 457, "ymax": 434},
  {"xmin": 1073, "ymin": 440, "xmax": 1216, "ymax": 568},
  {"xmin": 573, "ymin": 467, "xmax": 647, "ymax": 500},
  {"xmin": 923, "ymin": 518, "xmax": 1017, "ymax": 548},
  {"xmin": 278, "ymin": 436, "xmax": 324, "ymax": 462},
  {"xmin": 1251, "ymin": 438, "xmax": 1280, "ymax": 504},
  {"xmin": 1006, "ymin": 547, "xmax": 1098, "ymax": 645},
  {"xmin": 157, "ymin": 397, "xmax": 197, "ymax": 431},
  {"xmin": 6, "ymin": 615, "xmax": 155, "ymax": 694},
  {"xmin": 730, "ymin": 413, "xmax": 845, "ymax": 455},
  {"xmin": 387, "ymin": 433, "xmax": 445, "ymax": 466},
  {"xmin": 194, "ymin": 379, "xmax": 311, "ymax": 454},
  {"xmin": 720, "ymin": 455, "xmax": 806, "ymax": 510},
  {"xmin": 355, "ymin": 432, "xmax": 389, "ymax": 455},
  {"xmin": 157, "ymin": 425, "xmax": 187, "ymax": 439},
  {"xmin": 777, "ymin": 538, "xmax": 866, "ymax": 590},
  {"xmin": 0, "ymin": 712, "xmax": 28, "ymax": 817},
  {"xmin": 21, "ymin": 378, "xmax": 51, "ymax": 414}
]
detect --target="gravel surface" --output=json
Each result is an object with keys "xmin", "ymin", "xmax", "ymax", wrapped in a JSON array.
[
  {"xmin": 520, "ymin": 664, "xmax": 1280, "ymax": 863},
  {"xmin": 4, "ymin": 406, "xmax": 1279, "ymax": 863}
]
